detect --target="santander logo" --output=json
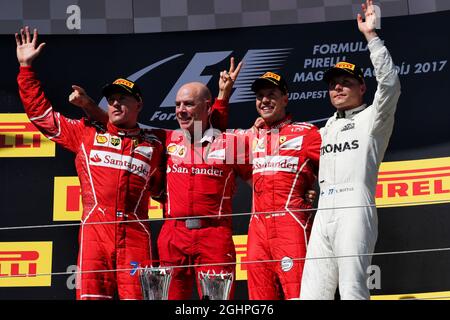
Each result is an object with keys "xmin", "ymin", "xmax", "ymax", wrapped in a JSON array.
[{"xmin": 90, "ymin": 154, "xmax": 102, "ymax": 163}]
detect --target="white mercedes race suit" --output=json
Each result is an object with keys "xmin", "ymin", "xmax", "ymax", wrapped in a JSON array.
[{"xmin": 300, "ymin": 37, "xmax": 401, "ymax": 300}]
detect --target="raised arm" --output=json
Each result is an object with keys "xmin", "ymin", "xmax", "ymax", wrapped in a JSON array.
[
  {"xmin": 210, "ymin": 57, "xmax": 243, "ymax": 131},
  {"xmin": 357, "ymin": 0, "xmax": 378, "ymax": 42},
  {"xmin": 358, "ymin": 0, "xmax": 401, "ymax": 132},
  {"xmin": 16, "ymin": 27, "xmax": 85, "ymax": 153}
]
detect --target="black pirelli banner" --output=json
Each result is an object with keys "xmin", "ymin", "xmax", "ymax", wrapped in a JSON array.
[{"xmin": 0, "ymin": 10, "xmax": 449, "ymax": 300}]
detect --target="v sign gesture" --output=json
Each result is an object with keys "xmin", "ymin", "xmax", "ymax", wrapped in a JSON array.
[
  {"xmin": 218, "ymin": 57, "xmax": 243, "ymax": 100},
  {"xmin": 15, "ymin": 26, "xmax": 46, "ymax": 67}
]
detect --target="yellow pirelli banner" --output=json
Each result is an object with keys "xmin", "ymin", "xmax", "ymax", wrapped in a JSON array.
[
  {"xmin": 0, "ymin": 114, "xmax": 55, "ymax": 157},
  {"xmin": 372, "ymin": 290, "xmax": 450, "ymax": 300},
  {"xmin": 233, "ymin": 235, "xmax": 248, "ymax": 281},
  {"xmin": 0, "ymin": 242, "xmax": 53, "ymax": 287},
  {"xmin": 376, "ymin": 157, "xmax": 450, "ymax": 207},
  {"xmin": 53, "ymin": 177, "xmax": 164, "ymax": 221}
]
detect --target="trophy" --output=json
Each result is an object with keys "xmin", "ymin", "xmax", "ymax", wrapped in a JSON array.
[
  {"xmin": 138, "ymin": 266, "xmax": 173, "ymax": 300},
  {"xmin": 198, "ymin": 270, "xmax": 234, "ymax": 300}
]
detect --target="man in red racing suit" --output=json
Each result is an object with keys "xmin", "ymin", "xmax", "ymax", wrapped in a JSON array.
[
  {"xmin": 159, "ymin": 125, "xmax": 250, "ymax": 299},
  {"xmin": 157, "ymin": 77, "xmax": 251, "ymax": 300},
  {"xmin": 16, "ymin": 27, "xmax": 164, "ymax": 300},
  {"xmin": 245, "ymin": 72, "xmax": 321, "ymax": 299},
  {"xmin": 69, "ymin": 60, "xmax": 247, "ymax": 300}
]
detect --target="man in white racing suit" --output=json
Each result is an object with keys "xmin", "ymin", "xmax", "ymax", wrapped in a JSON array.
[{"xmin": 300, "ymin": 0, "xmax": 401, "ymax": 300}]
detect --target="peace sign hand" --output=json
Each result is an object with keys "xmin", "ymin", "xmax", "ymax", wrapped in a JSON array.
[{"xmin": 218, "ymin": 57, "xmax": 243, "ymax": 100}]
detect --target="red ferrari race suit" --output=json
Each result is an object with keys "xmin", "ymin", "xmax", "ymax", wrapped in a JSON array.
[
  {"xmin": 246, "ymin": 115, "xmax": 321, "ymax": 299},
  {"xmin": 18, "ymin": 66, "xmax": 164, "ymax": 300},
  {"xmin": 157, "ymin": 126, "xmax": 251, "ymax": 300}
]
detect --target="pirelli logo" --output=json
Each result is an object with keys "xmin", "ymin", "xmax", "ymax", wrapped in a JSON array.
[
  {"xmin": 0, "ymin": 114, "xmax": 55, "ymax": 157},
  {"xmin": 233, "ymin": 235, "xmax": 248, "ymax": 281},
  {"xmin": 0, "ymin": 242, "xmax": 52, "ymax": 287},
  {"xmin": 53, "ymin": 177, "xmax": 163, "ymax": 221},
  {"xmin": 376, "ymin": 157, "xmax": 450, "ymax": 207},
  {"xmin": 261, "ymin": 72, "xmax": 281, "ymax": 81},
  {"xmin": 113, "ymin": 78, "xmax": 134, "ymax": 88},
  {"xmin": 335, "ymin": 61, "xmax": 356, "ymax": 70},
  {"xmin": 148, "ymin": 198, "xmax": 164, "ymax": 219},
  {"xmin": 53, "ymin": 177, "xmax": 82, "ymax": 221}
]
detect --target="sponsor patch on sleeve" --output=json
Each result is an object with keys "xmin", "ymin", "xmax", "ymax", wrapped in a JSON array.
[{"xmin": 134, "ymin": 146, "xmax": 154, "ymax": 159}]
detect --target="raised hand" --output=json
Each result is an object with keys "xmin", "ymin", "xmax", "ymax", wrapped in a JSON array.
[
  {"xmin": 218, "ymin": 57, "xmax": 243, "ymax": 100},
  {"xmin": 15, "ymin": 26, "xmax": 46, "ymax": 66},
  {"xmin": 357, "ymin": 0, "xmax": 378, "ymax": 41}
]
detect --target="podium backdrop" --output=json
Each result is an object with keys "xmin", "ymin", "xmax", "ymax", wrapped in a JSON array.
[{"xmin": 0, "ymin": 11, "xmax": 449, "ymax": 299}]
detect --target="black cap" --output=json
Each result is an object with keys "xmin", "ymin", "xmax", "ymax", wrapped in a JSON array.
[
  {"xmin": 251, "ymin": 71, "xmax": 288, "ymax": 94},
  {"xmin": 102, "ymin": 78, "xmax": 142, "ymax": 101},
  {"xmin": 323, "ymin": 61, "xmax": 364, "ymax": 84}
]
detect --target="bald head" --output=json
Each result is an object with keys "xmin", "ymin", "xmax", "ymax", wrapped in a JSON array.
[
  {"xmin": 178, "ymin": 82, "xmax": 212, "ymax": 102},
  {"xmin": 175, "ymin": 82, "xmax": 212, "ymax": 136}
]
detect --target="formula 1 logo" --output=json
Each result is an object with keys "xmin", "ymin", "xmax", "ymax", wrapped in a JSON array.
[{"xmin": 98, "ymin": 49, "xmax": 292, "ymax": 124}]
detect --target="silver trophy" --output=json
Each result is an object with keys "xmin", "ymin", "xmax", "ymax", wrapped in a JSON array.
[
  {"xmin": 198, "ymin": 270, "xmax": 234, "ymax": 300},
  {"xmin": 139, "ymin": 266, "xmax": 173, "ymax": 300}
]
